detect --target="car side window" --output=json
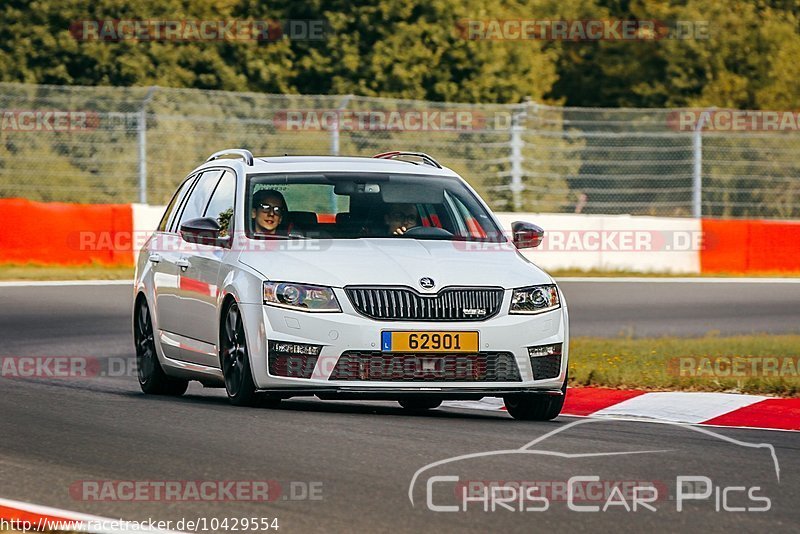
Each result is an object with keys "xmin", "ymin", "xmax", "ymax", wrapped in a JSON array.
[
  {"xmin": 175, "ymin": 170, "xmax": 224, "ymax": 230},
  {"xmin": 203, "ymin": 170, "xmax": 236, "ymax": 237},
  {"xmin": 157, "ymin": 175, "xmax": 196, "ymax": 232}
]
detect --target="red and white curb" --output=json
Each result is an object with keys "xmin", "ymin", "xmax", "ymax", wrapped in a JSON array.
[
  {"xmin": 443, "ymin": 388, "xmax": 800, "ymax": 431},
  {"xmin": 0, "ymin": 497, "xmax": 185, "ymax": 534}
]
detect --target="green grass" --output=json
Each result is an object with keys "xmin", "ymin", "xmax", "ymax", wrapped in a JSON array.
[
  {"xmin": 569, "ymin": 334, "xmax": 800, "ymax": 397},
  {"xmin": 0, "ymin": 262, "xmax": 133, "ymax": 281}
]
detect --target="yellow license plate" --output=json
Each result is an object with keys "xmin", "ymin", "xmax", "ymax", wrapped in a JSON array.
[{"xmin": 381, "ymin": 331, "xmax": 479, "ymax": 353}]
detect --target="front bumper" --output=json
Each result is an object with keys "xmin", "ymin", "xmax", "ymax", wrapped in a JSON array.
[
  {"xmin": 247, "ymin": 387, "xmax": 565, "ymax": 401},
  {"xmin": 238, "ymin": 289, "xmax": 569, "ymax": 395}
]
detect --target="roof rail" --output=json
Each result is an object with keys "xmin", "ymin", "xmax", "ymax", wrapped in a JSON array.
[
  {"xmin": 373, "ymin": 151, "xmax": 443, "ymax": 169},
  {"xmin": 207, "ymin": 149, "xmax": 254, "ymax": 166}
]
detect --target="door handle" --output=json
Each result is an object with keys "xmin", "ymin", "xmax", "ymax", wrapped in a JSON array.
[
  {"xmin": 148, "ymin": 253, "xmax": 161, "ymax": 264},
  {"xmin": 176, "ymin": 258, "xmax": 191, "ymax": 270}
]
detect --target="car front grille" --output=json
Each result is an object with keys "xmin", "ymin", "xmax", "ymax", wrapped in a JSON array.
[
  {"xmin": 345, "ymin": 286, "xmax": 504, "ymax": 321},
  {"xmin": 530, "ymin": 354, "xmax": 562, "ymax": 380},
  {"xmin": 329, "ymin": 351, "xmax": 521, "ymax": 382}
]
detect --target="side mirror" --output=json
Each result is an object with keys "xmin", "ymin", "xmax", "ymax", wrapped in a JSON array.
[
  {"xmin": 511, "ymin": 221, "xmax": 544, "ymax": 249},
  {"xmin": 180, "ymin": 217, "xmax": 222, "ymax": 246}
]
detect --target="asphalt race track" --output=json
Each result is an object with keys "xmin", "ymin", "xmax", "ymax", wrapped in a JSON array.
[
  {"xmin": 563, "ymin": 279, "xmax": 800, "ymax": 338},
  {"xmin": 1, "ymin": 281, "xmax": 799, "ymax": 532}
]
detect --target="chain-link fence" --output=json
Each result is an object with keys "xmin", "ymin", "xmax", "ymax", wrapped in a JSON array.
[{"xmin": 1, "ymin": 82, "xmax": 798, "ymax": 218}]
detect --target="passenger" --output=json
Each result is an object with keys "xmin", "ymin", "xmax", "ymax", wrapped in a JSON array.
[
  {"xmin": 251, "ymin": 189, "xmax": 288, "ymax": 235},
  {"xmin": 384, "ymin": 203, "xmax": 420, "ymax": 236}
]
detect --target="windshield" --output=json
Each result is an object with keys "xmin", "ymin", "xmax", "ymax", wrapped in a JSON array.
[{"xmin": 245, "ymin": 173, "xmax": 504, "ymax": 241}]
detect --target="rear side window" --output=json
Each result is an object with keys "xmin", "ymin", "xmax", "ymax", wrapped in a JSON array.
[{"xmin": 157, "ymin": 176, "xmax": 196, "ymax": 232}]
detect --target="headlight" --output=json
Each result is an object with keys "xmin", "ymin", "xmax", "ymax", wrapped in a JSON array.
[
  {"xmin": 263, "ymin": 281, "xmax": 341, "ymax": 312},
  {"xmin": 510, "ymin": 284, "xmax": 560, "ymax": 314}
]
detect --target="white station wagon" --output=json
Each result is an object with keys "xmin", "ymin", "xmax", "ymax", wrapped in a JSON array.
[{"xmin": 133, "ymin": 149, "xmax": 569, "ymax": 420}]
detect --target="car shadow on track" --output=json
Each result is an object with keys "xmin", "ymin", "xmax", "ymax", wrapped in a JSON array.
[
  {"xmin": 271, "ymin": 399, "xmax": 510, "ymax": 420},
  {"xmin": 156, "ymin": 389, "xmax": 541, "ymax": 422},
  {"xmin": 10, "ymin": 377, "xmax": 565, "ymax": 424}
]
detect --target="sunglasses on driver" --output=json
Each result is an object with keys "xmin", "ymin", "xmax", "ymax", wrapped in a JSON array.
[{"xmin": 257, "ymin": 204, "xmax": 284, "ymax": 215}]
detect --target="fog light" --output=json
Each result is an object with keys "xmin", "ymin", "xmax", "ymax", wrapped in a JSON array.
[
  {"xmin": 528, "ymin": 343, "xmax": 563, "ymax": 380},
  {"xmin": 268, "ymin": 340, "xmax": 323, "ymax": 379},
  {"xmin": 269, "ymin": 341, "xmax": 322, "ymax": 356},
  {"xmin": 528, "ymin": 344, "xmax": 562, "ymax": 358}
]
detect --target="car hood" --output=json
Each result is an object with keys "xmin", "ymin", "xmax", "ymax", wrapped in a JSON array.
[{"xmin": 237, "ymin": 238, "xmax": 552, "ymax": 289}]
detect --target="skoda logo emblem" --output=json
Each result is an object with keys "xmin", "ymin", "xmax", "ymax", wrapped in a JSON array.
[{"xmin": 419, "ymin": 277, "xmax": 435, "ymax": 289}]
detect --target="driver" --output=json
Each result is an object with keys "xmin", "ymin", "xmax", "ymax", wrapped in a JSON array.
[
  {"xmin": 384, "ymin": 203, "xmax": 420, "ymax": 235},
  {"xmin": 251, "ymin": 189, "xmax": 288, "ymax": 235}
]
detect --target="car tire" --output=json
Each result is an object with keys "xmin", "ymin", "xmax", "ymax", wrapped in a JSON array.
[
  {"xmin": 398, "ymin": 398, "xmax": 443, "ymax": 411},
  {"xmin": 504, "ymin": 376, "xmax": 568, "ymax": 421},
  {"xmin": 134, "ymin": 299, "xmax": 189, "ymax": 396},
  {"xmin": 220, "ymin": 301, "xmax": 259, "ymax": 407}
]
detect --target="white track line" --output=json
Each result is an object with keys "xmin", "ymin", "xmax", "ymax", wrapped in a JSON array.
[
  {"xmin": 558, "ymin": 413, "xmax": 800, "ymax": 433},
  {"xmin": 591, "ymin": 391, "xmax": 768, "ymax": 424},
  {"xmin": 442, "ymin": 399, "xmax": 799, "ymax": 432}
]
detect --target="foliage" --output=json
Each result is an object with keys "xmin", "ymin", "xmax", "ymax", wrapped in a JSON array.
[
  {"xmin": 1, "ymin": 0, "xmax": 797, "ymax": 108},
  {"xmin": 1, "ymin": 1, "xmax": 798, "ymax": 213}
]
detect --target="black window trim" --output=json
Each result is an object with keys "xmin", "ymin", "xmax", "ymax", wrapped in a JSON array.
[
  {"xmin": 167, "ymin": 173, "xmax": 202, "ymax": 234},
  {"xmin": 201, "ymin": 169, "xmax": 238, "ymax": 249},
  {"xmin": 160, "ymin": 172, "xmax": 199, "ymax": 234},
  {"xmin": 170, "ymin": 167, "xmax": 225, "ymax": 234}
]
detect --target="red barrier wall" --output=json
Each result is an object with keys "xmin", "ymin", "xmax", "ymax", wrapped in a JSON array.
[
  {"xmin": 701, "ymin": 218, "xmax": 800, "ymax": 273},
  {"xmin": 2, "ymin": 199, "xmax": 798, "ymax": 273},
  {"xmin": 0, "ymin": 198, "xmax": 133, "ymax": 266}
]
